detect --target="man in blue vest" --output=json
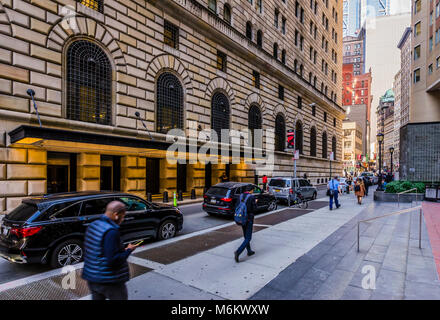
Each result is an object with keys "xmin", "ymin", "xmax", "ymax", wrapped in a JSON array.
[
  {"xmin": 327, "ymin": 176, "xmax": 341, "ymax": 211},
  {"xmin": 82, "ymin": 201, "xmax": 138, "ymax": 300}
]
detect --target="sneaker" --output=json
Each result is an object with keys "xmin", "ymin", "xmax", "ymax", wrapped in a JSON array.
[
  {"xmin": 247, "ymin": 250, "xmax": 255, "ymax": 256},
  {"xmin": 234, "ymin": 251, "xmax": 239, "ymax": 263},
  {"xmin": 336, "ymin": 204, "xmax": 341, "ymax": 209}
]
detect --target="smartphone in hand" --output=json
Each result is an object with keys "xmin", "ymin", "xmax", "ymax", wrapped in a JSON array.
[{"xmin": 131, "ymin": 240, "xmax": 144, "ymax": 247}]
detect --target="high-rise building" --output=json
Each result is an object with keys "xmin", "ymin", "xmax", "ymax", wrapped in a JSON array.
[
  {"xmin": 343, "ymin": 0, "xmax": 362, "ymax": 36},
  {"xmin": 400, "ymin": 0, "xmax": 440, "ymax": 183},
  {"xmin": 0, "ymin": 0, "xmax": 345, "ymax": 213},
  {"xmin": 392, "ymin": 70, "xmax": 401, "ymax": 171},
  {"xmin": 376, "ymin": 89, "xmax": 395, "ymax": 171},
  {"xmin": 343, "ymin": 27, "xmax": 366, "ymax": 74},
  {"xmin": 365, "ymin": 13, "xmax": 411, "ymax": 160},
  {"xmin": 397, "ymin": 27, "xmax": 412, "ymax": 128},
  {"xmin": 342, "ymin": 121, "xmax": 363, "ymax": 174}
]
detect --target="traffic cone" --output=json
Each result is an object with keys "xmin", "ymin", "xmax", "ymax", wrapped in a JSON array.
[{"xmin": 173, "ymin": 192, "xmax": 177, "ymax": 207}]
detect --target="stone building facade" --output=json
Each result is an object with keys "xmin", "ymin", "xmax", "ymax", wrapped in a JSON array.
[{"xmin": 0, "ymin": 0, "xmax": 344, "ymax": 213}]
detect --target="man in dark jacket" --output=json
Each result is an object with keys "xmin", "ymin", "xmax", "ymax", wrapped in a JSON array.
[
  {"xmin": 82, "ymin": 201, "xmax": 138, "ymax": 300},
  {"xmin": 362, "ymin": 176, "xmax": 370, "ymax": 196},
  {"xmin": 234, "ymin": 188, "xmax": 257, "ymax": 263}
]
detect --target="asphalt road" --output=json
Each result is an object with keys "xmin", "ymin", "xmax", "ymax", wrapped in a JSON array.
[{"xmin": 0, "ymin": 187, "xmax": 329, "ymax": 285}]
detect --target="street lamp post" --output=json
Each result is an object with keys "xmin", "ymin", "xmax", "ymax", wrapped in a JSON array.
[
  {"xmin": 389, "ymin": 146, "xmax": 394, "ymax": 178},
  {"xmin": 377, "ymin": 133, "xmax": 384, "ymax": 191}
]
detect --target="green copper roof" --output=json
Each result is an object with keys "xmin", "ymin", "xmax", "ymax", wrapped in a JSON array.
[{"xmin": 380, "ymin": 89, "xmax": 395, "ymax": 103}]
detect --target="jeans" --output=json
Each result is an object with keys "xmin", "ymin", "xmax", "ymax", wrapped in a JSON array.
[
  {"xmin": 88, "ymin": 281, "xmax": 128, "ymax": 300},
  {"xmin": 364, "ymin": 184, "xmax": 369, "ymax": 196},
  {"xmin": 329, "ymin": 191, "xmax": 339, "ymax": 209},
  {"xmin": 236, "ymin": 221, "xmax": 253, "ymax": 256}
]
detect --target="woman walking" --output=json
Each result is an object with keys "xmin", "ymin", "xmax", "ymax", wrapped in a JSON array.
[{"xmin": 354, "ymin": 179, "xmax": 366, "ymax": 205}]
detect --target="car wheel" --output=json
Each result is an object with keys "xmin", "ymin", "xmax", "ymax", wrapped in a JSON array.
[
  {"xmin": 267, "ymin": 200, "xmax": 277, "ymax": 212},
  {"xmin": 50, "ymin": 239, "xmax": 83, "ymax": 269},
  {"xmin": 312, "ymin": 192, "xmax": 317, "ymax": 200},
  {"xmin": 157, "ymin": 220, "xmax": 177, "ymax": 240}
]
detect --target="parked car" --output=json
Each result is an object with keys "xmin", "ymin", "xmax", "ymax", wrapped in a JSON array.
[
  {"xmin": 268, "ymin": 177, "xmax": 318, "ymax": 203},
  {"xmin": 202, "ymin": 182, "xmax": 277, "ymax": 217},
  {"xmin": 0, "ymin": 191, "xmax": 183, "ymax": 268},
  {"xmin": 338, "ymin": 178, "xmax": 348, "ymax": 193}
]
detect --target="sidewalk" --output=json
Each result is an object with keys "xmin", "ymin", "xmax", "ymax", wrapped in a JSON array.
[
  {"xmin": 252, "ymin": 200, "xmax": 440, "ymax": 300},
  {"xmin": 102, "ymin": 192, "xmax": 376, "ymax": 300}
]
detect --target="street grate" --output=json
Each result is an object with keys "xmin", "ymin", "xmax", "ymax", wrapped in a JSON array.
[
  {"xmin": 306, "ymin": 201, "xmax": 329, "ymax": 210},
  {"xmin": 255, "ymin": 208, "xmax": 312, "ymax": 225},
  {"xmin": 135, "ymin": 225, "xmax": 268, "ymax": 265},
  {"xmin": 0, "ymin": 263, "xmax": 152, "ymax": 300}
]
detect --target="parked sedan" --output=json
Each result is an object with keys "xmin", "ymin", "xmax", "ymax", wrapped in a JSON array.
[
  {"xmin": 0, "ymin": 192, "xmax": 183, "ymax": 268},
  {"xmin": 202, "ymin": 182, "xmax": 277, "ymax": 217}
]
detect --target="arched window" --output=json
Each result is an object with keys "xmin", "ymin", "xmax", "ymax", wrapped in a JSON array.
[
  {"xmin": 273, "ymin": 43, "xmax": 278, "ymax": 59},
  {"xmin": 246, "ymin": 21, "xmax": 252, "ymax": 40},
  {"xmin": 208, "ymin": 0, "xmax": 217, "ymax": 13},
  {"xmin": 66, "ymin": 40, "xmax": 112, "ymax": 125},
  {"xmin": 248, "ymin": 104, "xmax": 262, "ymax": 147},
  {"xmin": 295, "ymin": 121, "xmax": 303, "ymax": 154},
  {"xmin": 275, "ymin": 113, "xmax": 285, "ymax": 152},
  {"xmin": 257, "ymin": 30, "xmax": 263, "ymax": 48},
  {"xmin": 332, "ymin": 136, "xmax": 337, "ymax": 160},
  {"xmin": 223, "ymin": 4, "xmax": 231, "ymax": 24},
  {"xmin": 294, "ymin": 59, "xmax": 298, "ymax": 73},
  {"xmin": 156, "ymin": 73, "xmax": 184, "ymax": 134},
  {"xmin": 322, "ymin": 132, "xmax": 328, "ymax": 159},
  {"xmin": 211, "ymin": 92, "xmax": 230, "ymax": 138},
  {"xmin": 310, "ymin": 127, "xmax": 317, "ymax": 157},
  {"xmin": 281, "ymin": 49, "xmax": 286, "ymax": 64}
]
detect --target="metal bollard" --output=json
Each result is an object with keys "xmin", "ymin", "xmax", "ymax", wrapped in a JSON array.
[
  {"xmin": 178, "ymin": 190, "xmax": 183, "ymax": 201},
  {"xmin": 191, "ymin": 189, "xmax": 196, "ymax": 199},
  {"xmin": 163, "ymin": 191, "xmax": 169, "ymax": 203},
  {"xmin": 147, "ymin": 193, "xmax": 152, "ymax": 202}
]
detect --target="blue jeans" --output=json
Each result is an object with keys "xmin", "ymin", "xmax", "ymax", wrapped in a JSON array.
[
  {"xmin": 329, "ymin": 191, "xmax": 339, "ymax": 209},
  {"xmin": 237, "ymin": 221, "xmax": 253, "ymax": 256}
]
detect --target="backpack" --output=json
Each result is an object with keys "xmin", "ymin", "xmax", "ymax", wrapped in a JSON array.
[
  {"xmin": 355, "ymin": 185, "xmax": 361, "ymax": 192},
  {"xmin": 234, "ymin": 194, "xmax": 250, "ymax": 226}
]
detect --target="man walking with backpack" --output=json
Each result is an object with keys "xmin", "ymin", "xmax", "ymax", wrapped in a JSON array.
[{"xmin": 234, "ymin": 187, "xmax": 257, "ymax": 263}]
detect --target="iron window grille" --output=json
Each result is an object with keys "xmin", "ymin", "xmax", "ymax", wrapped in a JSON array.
[
  {"xmin": 312, "ymin": 104, "xmax": 316, "ymax": 116},
  {"xmin": 310, "ymin": 127, "xmax": 317, "ymax": 157},
  {"xmin": 248, "ymin": 104, "xmax": 262, "ymax": 147},
  {"xmin": 246, "ymin": 22, "xmax": 253, "ymax": 40},
  {"xmin": 211, "ymin": 92, "xmax": 230, "ymax": 138},
  {"xmin": 275, "ymin": 113, "xmax": 285, "ymax": 152},
  {"xmin": 278, "ymin": 85, "xmax": 284, "ymax": 100},
  {"xmin": 257, "ymin": 30, "xmax": 263, "ymax": 48},
  {"xmin": 298, "ymin": 96, "xmax": 302, "ymax": 109},
  {"xmin": 332, "ymin": 136, "xmax": 337, "ymax": 160},
  {"xmin": 217, "ymin": 51, "xmax": 227, "ymax": 72},
  {"xmin": 322, "ymin": 132, "xmax": 328, "ymax": 158},
  {"xmin": 156, "ymin": 73, "xmax": 184, "ymax": 134},
  {"xmin": 295, "ymin": 121, "xmax": 303, "ymax": 154},
  {"xmin": 208, "ymin": 0, "xmax": 217, "ymax": 13},
  {"xmin": 164, "ymin": 21, "xmax": 179, "ymax": 49},
  {"xmin": 66, "ymin": 40, "xmax": 112, "ymax": 126},
  {"xmin": 252, "ymin": 70, "xmax": 260, "ymax": 89},
  {"xmin": 77, "ymin": 0, "xmax": 103, "ymax": 13},
  {"xmin": 324, "ymin": 112, "xmax": 327, "ymax": 122}
]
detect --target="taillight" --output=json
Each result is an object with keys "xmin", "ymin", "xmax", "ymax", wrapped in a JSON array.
[
  {"xmin": 203, "ymin": 195, "xmax": 208, "ymax": 199},
  {"xmin": 289, "ymin": 189, "xmax": 293, "ymax": 194},
  {"xmin": 221, "ymin": 198, "xmax": 232, "ymax": 202},
  {"xmin": 10, "ymin": 226, "xmax": 43, "ymax": 239}
]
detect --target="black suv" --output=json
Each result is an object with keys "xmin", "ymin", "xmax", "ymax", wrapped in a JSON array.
[
  {"xmin": 202, "ymin": 182, "xmax": 277, "ymax": 217},
  {"xmin": 0, "ymin": 192, "xmax": 183, "ymax": 268}
]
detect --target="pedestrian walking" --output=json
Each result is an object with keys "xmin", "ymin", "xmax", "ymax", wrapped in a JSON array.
[
  {"xmin": 234, "ymin": 187, "xmax": 257, "ymax": 262},
  {"xmin": 346, "ymin": 176, "xmax": 352, "ymax": 194},
  {"xmin": 327, "ymin": 176, "xmax": 341, "ymax": 211},
  {"xmin": 82, "ymin": 201, "xmax": 139, "ymax": 300},
  {"xmin": 262, "ymin": 175, "xmax": 268, "ymax": 192},
  {"xmin": 362, "ymin": 176, "xmax": 370, "ymax": 196},
  {"xmin": 354, "ymin": 179, "xmax": 366, "ymax": 205}
]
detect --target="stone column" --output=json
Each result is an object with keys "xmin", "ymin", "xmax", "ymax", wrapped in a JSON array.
[
  {"xmin": 121, "ymin": 156, "xmax": 146, "ymax": 198},
  {"xmin": 187, "ymin": 162, "xmax": 205, "ymax": 196},
  {"xmin": 77, "ymin": 153, "xmax": 100, "ymax": 191},
  {"xmin": 160, "ymin": 159, "xmax": 176, "ymax": 193}
]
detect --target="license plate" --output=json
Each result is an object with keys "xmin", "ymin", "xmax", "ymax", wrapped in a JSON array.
[
  {"xmin": 275, "ymin": 189, "xmax": 280, "ymax": 192},
  {"xmin": 210, "ymin": 199, "xmax": 216, "ymax": 204}
]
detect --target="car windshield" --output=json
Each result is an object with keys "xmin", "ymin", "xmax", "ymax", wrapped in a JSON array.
[
  {"xmin": 269, "ymin": 179, "xmax": 287, "ymax": 187},
  {"xmin": 206, "ymin": 187, "xmax": 229, "ymax": 197},
  {"xmin": 6, "ymin": 202, "xmax": 39, "ymax": 222}
]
